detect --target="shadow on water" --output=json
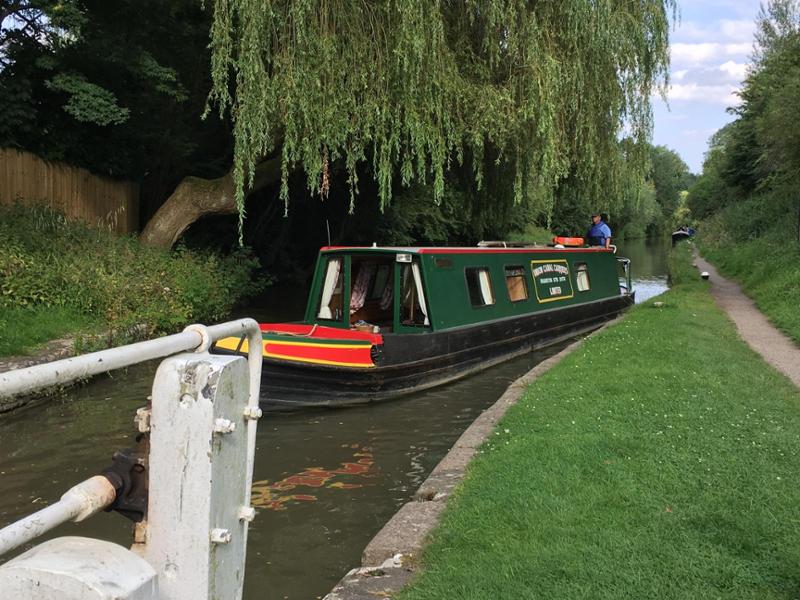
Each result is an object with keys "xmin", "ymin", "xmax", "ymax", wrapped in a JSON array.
[{"xmin": 0, "ymin": 237, "xmax": 671, "ymax": 599}]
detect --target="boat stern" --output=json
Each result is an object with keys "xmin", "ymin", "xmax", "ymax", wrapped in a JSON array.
[{"xmin": 213, "ymin": 323, "xmax": 383, "ymax": 369}]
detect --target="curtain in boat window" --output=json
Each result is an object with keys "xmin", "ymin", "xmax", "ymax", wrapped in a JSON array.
[
  {"xmin": 575, "ymin": 262, "xmax": 591, "ymax": 291},
  {"xmin": 411, "ymin": 262, "xmax": 429, "ymax": 325},
  {"xmin": 350, "ymin": 262, "xmax": 377, "ymax": 313},
  {"xmin": 379, "ymin": 277, "xmax": 393, "ymax": 310},
  {"xmin": 465, "ymin": 267, "xmax": 496, "ymax": 307},
  {"xmin": 317, "ymin": 258, "xmax": 342, "ymax": 319},
  {"xmin": 478, "ymin": 269, "xmax": 494, "ymax": 305},
  {"xmin": 400, "ymin": 262, "xmax": 429, "ymax": 326}
]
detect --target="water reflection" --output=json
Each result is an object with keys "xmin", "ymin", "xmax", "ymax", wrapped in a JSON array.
[{"xmin": 616, "ymin": 237, "xmax": 671, "ymax": 303}]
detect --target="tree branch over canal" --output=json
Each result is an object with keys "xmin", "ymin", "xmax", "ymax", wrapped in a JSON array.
[{"xmin": 142, "ymin": 0, "xmax": 676, "ymax": 247}]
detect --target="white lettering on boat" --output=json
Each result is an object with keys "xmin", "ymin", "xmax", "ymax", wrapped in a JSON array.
[{"xmin": 532, "ymin": 263, "xmax": 570, "ymax": 278}]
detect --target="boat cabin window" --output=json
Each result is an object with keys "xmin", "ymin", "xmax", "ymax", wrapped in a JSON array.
[
  {"xmin": 349, "ymin": 257, "xmax": 396, "ymax": 330},
  {"xmin": 317, "ymin": 257, "xmax": 344, "ymax": 320},
  {"xmin": 504, "ymin": 266, "xmax": 529, "ymax": 302},
  {"xmin": 465, "ymin": 267, "xmax": 495, "ymax": 307},
  {"xmin": 399, "ymin": 260, "xmax": 429, "ymax": 326},
  {"xmin": 575, "ymin": 262, "xmax": 591, "ymax": 291},
  {"xmin": 369, "ymin": 265, "xmax": 392, "ymax": 300}
]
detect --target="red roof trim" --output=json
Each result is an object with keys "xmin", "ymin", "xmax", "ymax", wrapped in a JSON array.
[
  {"xmin": 319, "ymin": 246, "xmax": 612, "ymax": 254},
  {"xmin": 416, "ymin": 247, "xmax": 611, "ymax": 254}
]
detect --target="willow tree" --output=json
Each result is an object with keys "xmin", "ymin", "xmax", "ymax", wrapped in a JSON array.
[{"xmin": 141, "ymin": 0, "xmax": 674, "ymax": 247}]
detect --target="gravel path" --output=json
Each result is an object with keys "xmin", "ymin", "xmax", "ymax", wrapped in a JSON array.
[{"xmin": 694, "ymin": 253, "xmax": 800, "ymax": 388}]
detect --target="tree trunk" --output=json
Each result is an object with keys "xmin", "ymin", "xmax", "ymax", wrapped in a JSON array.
[{"xmin": 139, "ymin": 156, "xmax": 281, "ymax": 248}]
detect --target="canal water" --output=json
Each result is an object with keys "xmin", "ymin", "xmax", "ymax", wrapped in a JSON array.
[
  {"xmin": 616, "ymin": 236, "xmax": 671, "ymax": 303},
  {"xmin": 0, "ymin": 237, "xmax": 668, "ymax": 599}
]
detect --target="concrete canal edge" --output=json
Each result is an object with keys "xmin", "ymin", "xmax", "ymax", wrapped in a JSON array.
[
  {"xmin": 0, "ymin": 336, "xmax": 77, "ymax": 413},
  {"xmin": 324, "ymin": 319, "xmax": 623, "ymax": 600}
]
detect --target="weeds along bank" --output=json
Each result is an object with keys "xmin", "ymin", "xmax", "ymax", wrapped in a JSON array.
[
  {"xmin": 0, "ymin": 204, "xmax": 264, "ymax": 357},
  {"xmin": 399, "ymin": 244, "xmax": 800, "ymax": 600},
  {"xmin": 697, "ymin": 198, "xmax": 800, "ymax": 345}
]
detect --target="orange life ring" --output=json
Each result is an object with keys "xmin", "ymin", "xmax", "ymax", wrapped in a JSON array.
[{"xmin": 552, "ymin": 236, "xmax": 585, "ymax": 247}]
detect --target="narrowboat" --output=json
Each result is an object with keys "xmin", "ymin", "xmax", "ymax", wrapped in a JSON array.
[
  {"xmin": 213, "ymin": 243, "xmax": 634, "ymax": 409},
  {"xmin": 671, "ymin": 226, "xmax": 696, "ymax": 244}
]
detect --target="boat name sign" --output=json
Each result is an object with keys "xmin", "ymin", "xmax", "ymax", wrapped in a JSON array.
[{"xmin": 531, "ymin": 259, "xmax": 575, "ymax": 303}]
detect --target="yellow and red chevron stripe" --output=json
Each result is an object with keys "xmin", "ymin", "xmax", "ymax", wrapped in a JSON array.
[{"xmin": 214, "ymin": 335, "xmax": 376, "ymax": 368}]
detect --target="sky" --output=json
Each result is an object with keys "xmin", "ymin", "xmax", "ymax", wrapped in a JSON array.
[{"xmin": 652, "ymin": 0, "xmax": 762, "ymax": 173}]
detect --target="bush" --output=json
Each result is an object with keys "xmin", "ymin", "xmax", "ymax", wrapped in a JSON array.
[{"xmin": 0, "ymin": 204, "xmax": 266, "ymax": 344}]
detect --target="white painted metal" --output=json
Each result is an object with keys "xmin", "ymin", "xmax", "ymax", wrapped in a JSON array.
[
  {"xmin": 0, "ymin": 476, "xmax": 116, "ymax": 556},
  {"xmin": 0, "ymin": 537, "xmax": 157, "ymax": 599},
  {"xmin": 204, "ymin": 321, "xmax": 262, "ymax": 497},
  {"xmin": 144, "ymin": 353, "xmax": 253, "ymax": 600},
  {"xmin": 0, "ymin": 319, "xmax": 264, "ymax": 600},
  {"xmin": 0, "ymin": 319, "xmax": 262, "ymax": 405}
]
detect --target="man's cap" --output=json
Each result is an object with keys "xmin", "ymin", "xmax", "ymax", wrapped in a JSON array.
[{"xmin": 591, "ymin": 212, "xmax": 601, "ymax": 217}]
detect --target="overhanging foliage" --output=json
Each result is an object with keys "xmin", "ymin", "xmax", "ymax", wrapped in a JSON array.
[{"xmin": 207, "ymin": 0, "xmax": 675, "ymax": 228}]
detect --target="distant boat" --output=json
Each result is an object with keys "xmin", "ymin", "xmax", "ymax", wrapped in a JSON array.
[
  {"xmin": 213, "ymin": 243, "xmax": 635, "ymax": 408},
  {"xmin": 671, "ymin": 227, "xmax": 695, "ymax": 244}
]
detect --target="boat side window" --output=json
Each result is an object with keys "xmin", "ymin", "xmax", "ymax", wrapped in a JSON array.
[
  {"xmin": 369, "ymin": 264, "xmax": 392, "ymax": 300},
  {"xmin": 465, "ymin": 267, "xmax": 495, "ymax": 307},
  {"xmin": 399, "ymin": 261, "xmax": 430, "ymax": 326},
  {"xmin": 575, "ymin": 262, "xmax": 591, "ymax": 291},
  {"xmin": 504, "ymin": 266, "xmax": 529, "ymax": 302},
  {"xmin": 317, "ymin": 257, "xmax": 344, "ymax": 320}
]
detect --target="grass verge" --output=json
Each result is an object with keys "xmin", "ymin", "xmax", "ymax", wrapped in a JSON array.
[
  {"xmin": 0, "ymin": 204, "xmax": 265, "ymax": 357},
  {"xmin": 696, "ymin": 197, "xmax": 800, "ymax": 345},
  {"xmin": 0, "ymin": 306, "xmax": 101, "ymax": 357},
  {"xmin": 399, "ymin": 244, "xmax": 800, "ymax": 599},
  {"xmin": 699, "ymin": 232, "xmax": 800, "ymax": 345}
]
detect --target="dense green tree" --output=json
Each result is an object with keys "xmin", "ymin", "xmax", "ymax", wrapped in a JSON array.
[
  {"xmin": 140, "ymin": 0, "xmax": 675, "ymax": 247},
  {"xmin": 689, "ymin": 0, "xmax": 800, "ymax": 241},
  {"xmin": 0, "ymin": 0, "xmax": 84, "ymax": 68},
  {"xmin": 3, "ymin": 1, "xmax": 675, "ymax": 249},
  {"xmin": 0, "ymin": 0, "xmax": 231, "ymax": 216},
  {"xmin": 687, "ymin": 125, "xmax": 734, "ymax": 220},
  {"xmin": 649, "ymin": 145, "xmax": 691, "ymax": 221}
]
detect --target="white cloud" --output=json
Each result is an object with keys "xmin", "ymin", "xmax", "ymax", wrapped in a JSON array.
[
  {"xmin": 653, "ymin": 1, "xmax": 760, "ymax": 171},
  {"xmin": 704, "ymin": 0, "xmax": 760, "ymax": 19},
  {"xmin": 720, "ymin": 19, "xmax": 755, "ymax": 41},
  {"xmin": 676, "ymin": 19, "xmax": 755, "ymax": 43},
  {"xmin": 663, "ymin": 61, "xmax": 748, "ymax": 106},
  {"xmin": 673, "ymin": 69, "xmax": 689, "ymax": 81},
  {"xmin": 668, "ymin": 83, "xmax": 740, "ymax": 106},
  {"xmin": 719, "ymin": 60, "xmax": 748, "ymax": 80},
  {"xmin": 671, "ymin": 42, "xmax": 752, "ymax": 66}
]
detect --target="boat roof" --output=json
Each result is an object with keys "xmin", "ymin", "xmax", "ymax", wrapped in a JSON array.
[{"xmin": 320, "ymin": 245, "xmax": 613, "ymax": 254}]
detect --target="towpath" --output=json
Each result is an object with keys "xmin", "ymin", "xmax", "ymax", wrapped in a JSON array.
[{"xmin": 694, "ymin": 253, "xmax": 800, "ymax": 388}]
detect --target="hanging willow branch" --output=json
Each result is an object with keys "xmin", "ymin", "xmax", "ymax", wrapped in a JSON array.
[{"xmin": 206, "ymin": 0, "xmax": 674, "ymax": 228}]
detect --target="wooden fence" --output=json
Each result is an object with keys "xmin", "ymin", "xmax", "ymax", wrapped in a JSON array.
[{"xmin": 0, "ymin": 148, "xmax": 139, "ymax": 235}]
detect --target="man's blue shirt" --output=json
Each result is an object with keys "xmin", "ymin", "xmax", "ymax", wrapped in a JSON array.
[{"xmin": 587, "ymin": 221, "xmax": 611, "ymax": 246}]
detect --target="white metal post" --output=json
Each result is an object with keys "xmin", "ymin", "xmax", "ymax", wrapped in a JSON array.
[{"xmin": 143, "ymin": 352, "xmax": 254, "ymax": 600}]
